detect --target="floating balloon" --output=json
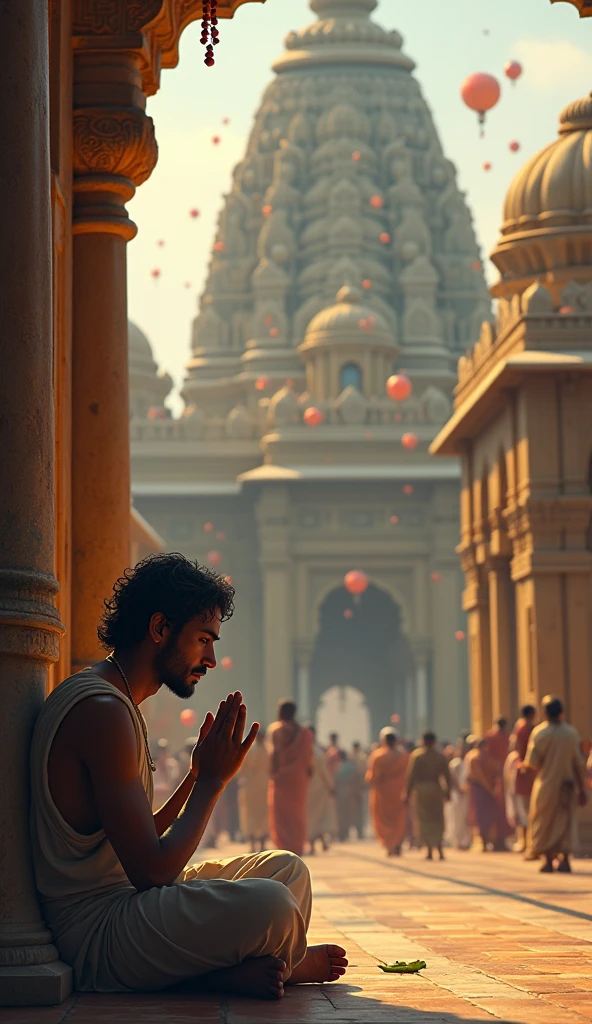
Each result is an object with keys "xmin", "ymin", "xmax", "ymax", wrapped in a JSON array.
[
  {"xmin": 344, "ymin": 570, "xmax": 369, "ymax": 596},
  {"xmin": 150, "ymin": 268, "xmax": 161, "ymax": 280},
  {"xmin": 402, "ymin": 432, "xmax": 419, "ymax": 451},
  {"xmin": 204, "ymin": 522, "xmax": 214, "ymax": 533},
  {"xmin": 482, "ymin": 161, "xmax": 492, "ymax": 171},
  {"xmin": 222, "ymin": 117, "xmax": 230, "ymax": 125},
  {"xmin": 255, "ymin": 376, "xmax": 272, "ymax": 391},
  {"xmin": 431, "ymin": 571, "xmax": 442, "ymax": 583},
  {"xmin": 352, "ymin": 151, "xmax": 361, "ymax": 161},
  {"xmin": 269, "ymin": 327, "xmax": 279, "ymax": 338},
  {"xmin": 213, "ymin": 241, "xmax": 225, "ymax": 252},
  {"xmin": 221, "ymin": 656, "xmax": 233, "ymax": 671},
  {"xmin": 184, "ymin": 281, "xmax": 192, "ymax": 289},
  {"xmin": 460, "ymin": 72, "xmax": 501, "ymax": 133},
  {"xmin": 157, "ymin": 239, "xmax": 165, "ymax": 247},
  {"xmin": 189, "ymin": 208, "xmax": 200, "ymax": 219},
  {"xmin": 212, "ymin": 135, "xmax": 221, "ymax": 145},
  {"xmin": 504, "ymin": 60, "xmax": 522, "ymax": 84},
  {"xmin": 222, "ymin": 574, "xmax": 233, "ymax": 585},
  {"xmin": 147, "ymin": 405, "xmax": 167, "ymax": 420},
  {"xmin": 402, "ymin": 484, "xmax": 414, "ymax": 495},
  {"xmin": 386, "ymin": 374, "xmax": 412, "ymax": 401},
  {"xmin": 344, "ymin": 609, "xmax": 354, "ymax": 620},
  {"xmin": 216, "ymin": 531, "xmax": 226, "ymax": 541},
  {"xmin": 303, "ymin": 406, "xmax": 324, "ymax": 427},
  {"xmin": 455, "ymin": 630, "xmax": 466, "ymax": 641},
  {"xmin": 180, "ymin": 708, "xmax": 197, "ymax": 727},
  {"xmin": 560, "ymin": 306, "xmax": 574, "ymax": 315},
  {"xmin": 262, "ymin": 204, "xmax": 273, "ymax": 216},
  {"xmin": 389, "ymin": 514, "xmax": 399, "ymax": 524},
  {"xmin": 370, "ymin": 194, "xmax": 384, "ymax": 209},
  {"xmin": 207, "ymin": 550, "xmax": 222, "ymax": 566},
  {"xmin": 391, "ymin": 714, "xmax": 401, "ymax": 725},
  {"xmin": 509, "ymin": 140, "xmax": 520, "ymax": 153},
  {"xmin": 362, "ymin": 279, "xmax": 372, "ymax": 290},
  {"xmin": 379, "ymin": 232, "xmax": 391, "ymax": 244}
]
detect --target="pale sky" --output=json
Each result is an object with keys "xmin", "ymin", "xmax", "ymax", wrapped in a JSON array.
[{"xmin": 127, "ymin": 0, "xmax": 590, "ymax": 414}]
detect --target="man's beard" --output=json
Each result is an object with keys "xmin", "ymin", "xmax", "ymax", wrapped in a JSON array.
[{"xmin": 154, "ymin": 636, "xmax": 206, "ymax": 699}]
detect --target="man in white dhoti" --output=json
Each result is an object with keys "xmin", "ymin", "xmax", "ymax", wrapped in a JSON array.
[{"xmin": 30, "ymin": 554, "xmax": 347, "ymax": 998}]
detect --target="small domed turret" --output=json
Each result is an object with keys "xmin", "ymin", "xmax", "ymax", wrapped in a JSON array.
[{"xmin": 128, "ymin": 321, "xmax": 172, "ymax": 419}]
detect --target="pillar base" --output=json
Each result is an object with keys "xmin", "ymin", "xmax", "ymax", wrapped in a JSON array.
[{"xmin": 0, "ymin": 961, "xmax": 73, "ymax": 1006}]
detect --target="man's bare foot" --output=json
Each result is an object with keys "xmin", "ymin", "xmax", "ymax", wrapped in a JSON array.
[
  {"xmin": 199, "ymin": 956, "xmax": 286, "ymax": 999},
  {"xmin": 287, "ymin": 944, "xmax": 348, "ymax": 984}
]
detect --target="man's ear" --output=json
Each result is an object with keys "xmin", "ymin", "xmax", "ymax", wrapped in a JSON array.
[{"xmin": 149, "ymin": 612, "xmax": 168, "ymax": 643}]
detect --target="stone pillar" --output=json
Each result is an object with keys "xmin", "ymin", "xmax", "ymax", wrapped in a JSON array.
[
  {"xmin": 487, "ymin": 555, "xmax": 515, "ymax": 721},
  {"xmin": 294, "ymin": 641, "xmax": 314, "ymax": 721},
  {"xmin": 460, "ymin": 545, "xmax": 492, "ymax": 736},
  {"xmin": 0, "ymin": 0, "xmax": 71, "ymax": 1004},
  {"xmin": 256, "ymin": 486, "xmax": 294, "ymax": 723},
  {"xmin": 411, "ymin": 642, "xmax": 431, "ymax": 735},
  {"xmin": 70, "ymin": 45, "xmax": 157, "ymax": 670}
]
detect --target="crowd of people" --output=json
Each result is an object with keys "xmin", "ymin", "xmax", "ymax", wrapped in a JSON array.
[{"xmin": 152, "ymin": 694, "xmax": 590, "ymax": 873}]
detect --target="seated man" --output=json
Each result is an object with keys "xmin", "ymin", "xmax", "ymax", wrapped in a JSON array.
[{"xmin": 30, "ymin": 553, "xmax": 347, "ymax": 999}]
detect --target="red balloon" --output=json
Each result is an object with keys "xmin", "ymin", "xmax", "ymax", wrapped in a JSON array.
[
  {"xmin": 401, "ymin": 432, "xmax": 419, "ymax": 451},
  {"xmin": 212, "ymin": 136, "xmax": 221, "ymax": 145},
  {"xmin": 482, "ymin": 162, "xmax": 492, "ymax": 171},
  {"xmin": 504, "ymin": 60, "xmax": 522, "ymax": 83},
  {"xmin": 150, "ymin": 268, "xmax": 161, "ymax": 279},
  {"xmin": 370, "ymin": 194, "xmax": 383, "ymax": 209},
  {"xmin": 269, "ymin": 327, "xmax": 279, "ymax": 338},
  {"xmin": 180, "ymin": 708, "xmax": 197, "ymax": 727},
  {"xmin": 352, "ymin": 151, "xmax": 361, "ymax": 162},
  {"xmin": 386, "ymin": 374, "xmax": 412, "ymax": 401},
  {"xmin": 262, "ymin": 205, "xmax": 273, "ymax": 216},
  {"xmin": 455, "ymin": 630, "xmax": 466, "ymax": 641},
  {"xmin": 147, "ymin": 405, "xmax": 167, "ymax": 421},
  {"xmin": 303, "ymin": 406, "xmax": 324, "ymax": 427},
  {"xmin": 222, "ymin": 117, "xmax": 230, "ymax": 125},
  {"xmin": 344, "ymin": 570, "xmax": 369, "ymax": 596},
  {"xmin": 402, "ymin": 484, "xmax": 414, "ymax": 495},
  {"xmin": 213, "ymin": 241, "xmax": 225, "ymax": 253},
  {"xmin": 362, "ymin": 279, "xmax": 372, "ymax": 290},
  {"xmin": 389, "ymin": 514, "xmax": 399, "ymax": 524},
  {"xmin": 391, "ymin": 714, "xmax": 401, "ymax": 724},
  {"xmin": 222, "ymin": 574, "xmax": 233, "ymax": 585},
  {"xmin": 255, "ymin": 376, "xmax": 272, "ymax": 391},
  {"xmin": 221, "ymin": 656, "xmax": 233, "ymax": 671},
  {"xmin": 184, "ymin": 281, "xmax": 191, "ymax": 289},
  {"xmin": 379, "ymin": 232, "xmax": 391, "ymax": 244},
  {"xmin": 204, "ymin": 522, "xmax": 214, "ymax": 532},
  {"xmin": 189, "ymin": 208, "xmax": 200, "ymax": 219},
  {"xmin": 344, "ymin": 609, "xmax": 354, "ymax": 620},
  {"xmin": 560, "ymin": 306, "xmax": 574, "ymax": 315},
  {"xmin": 460, "ymin": 73, "xmax": 501, "ymax": 129},
  {"xmin": 157, "ymin": 239, "xmax": 165, "ymax": 247},
  {"xmin": 207, "ymin": 550, "xmax": 222, "ymax": 566},
  {"xmin": 509, "ymin": 140, "xmax": 520, "ymax": 153},
  {"xmin": 431, "ymin": 571, "xmax": 442, "ymax": 583}
]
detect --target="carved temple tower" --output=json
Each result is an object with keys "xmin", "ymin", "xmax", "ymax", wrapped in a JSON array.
[{"xmin": 132, "ymin": 0, "xmax": 491, "ymax": 743}]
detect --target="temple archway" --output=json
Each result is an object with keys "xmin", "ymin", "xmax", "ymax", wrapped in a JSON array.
[{"xmin": 309, "ymin": 583, "xmax": 413, "ymax": 744}]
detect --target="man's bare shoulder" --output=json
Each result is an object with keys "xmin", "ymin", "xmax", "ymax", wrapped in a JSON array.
[{"xmin": 55, "ymin": 692, "xmax": 136, "ymax": 757}]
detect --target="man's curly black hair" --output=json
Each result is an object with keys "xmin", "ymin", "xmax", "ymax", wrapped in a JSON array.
[{"xmin": 98, "ymin": 553, "xmax": 235, "ymax": 651}]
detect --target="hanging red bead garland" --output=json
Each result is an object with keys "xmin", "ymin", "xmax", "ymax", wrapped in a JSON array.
[{"xmin": 201, "ymin": 0, "xmax": 219, "ymax": 67}]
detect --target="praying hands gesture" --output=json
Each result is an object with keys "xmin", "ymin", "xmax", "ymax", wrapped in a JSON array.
[{"xmin": 191, "ymin": 692, "xmax": 259, "ymax": 788}]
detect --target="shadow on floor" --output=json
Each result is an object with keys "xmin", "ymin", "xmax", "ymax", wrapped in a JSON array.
[{"xmin": 0, "ymin": 985, "xmax": 523, "ymax": 1024}]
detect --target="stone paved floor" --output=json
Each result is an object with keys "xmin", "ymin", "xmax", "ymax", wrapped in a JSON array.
[{"xmin": 3, "ymin": 839, "xmax": 592, "ymax": 1023}]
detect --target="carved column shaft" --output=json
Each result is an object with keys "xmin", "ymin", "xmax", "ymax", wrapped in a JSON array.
[
  {"xmin": 70, "ymin": 33, "xmax": 157, "ymax": 669},
  {"xmin": 0, "ymin": 0, "xmax": 71, "ymax": 1005}
]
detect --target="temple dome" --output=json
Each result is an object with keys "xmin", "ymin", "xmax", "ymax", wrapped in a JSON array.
[
  {"xmin": 490, "ymin": 93, "xmax": 592, "ymax": 299},
  {"xmin": 128, "ymin": 321, "xmax": 172, "ymax": 419},
  {"xmin": 300, "ymin": 286, "xmax": 395, "ymax": 351}
]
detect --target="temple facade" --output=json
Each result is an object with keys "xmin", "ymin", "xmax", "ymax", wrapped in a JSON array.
[
  {"xmin": 431, "ymin": 92, "xmax": 592, "ymax": 743},
  {"xmin": 131, "ymin": 0, "xmax": 491, "ymax": 744}
]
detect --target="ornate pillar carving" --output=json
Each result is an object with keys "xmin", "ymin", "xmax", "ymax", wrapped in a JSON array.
[{"xmin": 0, "ymin": 0, "xmax": 71, "ymax": 1005}]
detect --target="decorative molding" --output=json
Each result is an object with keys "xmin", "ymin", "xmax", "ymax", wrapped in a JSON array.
[
  {"xmin": 550, "ymin": 0, "xmax": 592, "ymax": 15},
  {"xmin": 73, "ymin": 107, "xmax": 157, "ymax": 186},
  {"xmin": 0, "ymin": 569, "xmax": 64, "ymax": 663}
]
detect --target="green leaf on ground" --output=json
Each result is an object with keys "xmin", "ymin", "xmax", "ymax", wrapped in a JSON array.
[{"xmin": 377, "ymin": 959, "xmax": 427, "ymax": 974}]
